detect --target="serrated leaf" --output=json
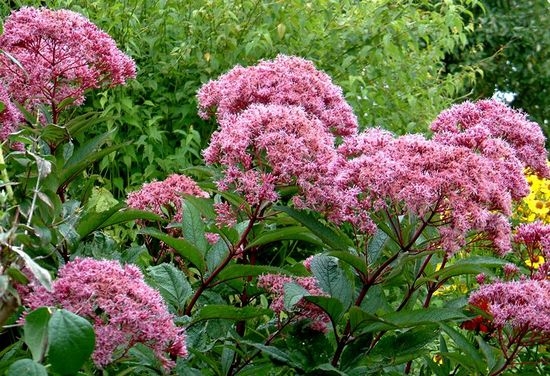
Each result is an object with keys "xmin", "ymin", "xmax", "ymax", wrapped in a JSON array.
[
  {"xmin": 47, "ymin": 309, "xmax": 95, "ymax": 375},
  {"xmin": 241, "ymin": 341, "xmax": 296, "ymax": 366},
  {"xmin": 182, "ymin": 200, "xmax": 208, "ymax": 252},
  {"xmin": 327, "ymin": 251, "xmax": 367, "ymax": 275},
  {"xmin": 246, "ymin": 226, "xmax": 323, "ymax": 249},
  {"xmin": 140, "ymin": 228, "xmax": 207, "ymax": 274},
  {"xmin": 6, "ymin": 359, "xmax": 48, "ymax": 376},
  {"xmin": 310, "ymin": 255, "xmax": 353, "ymax": 308},
  {"xmin": 283, "ymin": 281, "xmax": 310, "ymax": 310},
  {"xmin": 367, "ymin": 228, "xmax": 389, "ymax": 264},
  {"xmin": 440, "ymin": 323, "xmax": 486, "ymax": 373},
  {"xmin": 147, "ymin": 263, "xmax": 192, "ymax": 314},
  {"xmin": 23, "ymin": 307, "xmax": 51, "ymax": 362}
]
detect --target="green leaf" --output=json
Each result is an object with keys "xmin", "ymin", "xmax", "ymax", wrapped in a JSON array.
[
  {"xmin": 140, "ymin": 228, "xmax": 207, "ymax": 274},
  {"xmin": 246, "ymin": 226, "xmax": 323, "ymax": 249},
  {"xmin": 327, "ymin": 251, "xmax": 367, "ymax": 275},
  {"xmin": 99, "ymin": 209, "xmax": 162, "ymax": 229},
  {"xmin": 367, "ymin": 228, "xmax": 389, "ymax": 265},
  {"xmin": 23, "ymin": 307, "xmax": 51, "ymax": 362},
  {"xmin": 47, "ymin": 309, "xmax": 95, "ymax": 375},
  {"xmin": 283, "ymin": 282, "xmax": 310, "ymax": 310},
  {"xmin": 425, "ymin": 256, "xmax": 507, "ymax": 282},
  {"xmin": 440, "ymin": 323, "xmax": 486, "ymax": 373},
  {"xmin": 182, "ymin": 200, "xmax": 208, "ymax": 253},
  {"xmin": 75, "ymin": 203, "xmax": 125, "ymax": 239},
  {"xmin": 216, "ymin": 264, "xmax": 291, "ymax": 283},
  {"xmin": 147, "ymin": 263, "xmax": 192, "ymax": 314},
  {"xmin": 381, "ymin": 308, "xmax": 466, "ymax": 328},
  {"xmin": 193, "ymin": 305, "xmax": 272, "ymax": 322},
  {"xmin": 348, "ymin": 306, "xmax": 391, "ymax": 334},
  {"xmin": 241, "ymin": 341, "xmax": 297, "ymax": 366},
  {"xmin": 274, "ymin": 206, "xmax": 353, "ymax": 251},
  {"xmin": 12, "ymin": 247, "xmax": 52, "ymax": 291},
  {"xmin": 304, "ymin": 295, "xmax": 345, "ymax": 324},
  {"xmin": 310, "ymin": 255, "xmax": 353, "ymax": 308},
  {"xmin": 369, "ymin": 326, "xmax": 438, "ymax": 365},
  {"xmin": 6, "ymin": 359, "xmax": 48, "ymax": 376}
]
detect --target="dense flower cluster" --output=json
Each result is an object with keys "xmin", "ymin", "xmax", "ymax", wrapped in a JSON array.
[
  {"xmin": 430, "ymin": 99, "xmax": 549, "ymax": 178},
  {"xmin": 21, "ymin": 258, "xmax": 187, "ymax": 369},
  {"xmin": 0, "ymin": 85, "xmax": 22, "ymax": 142},
  {"xmin": 326, "ymin": 129, "xmax": 527, "ymax": 254},
  {"xmin": 257, "ymin": 274, "xmax": 331, "ymax": 333},
  {"xmin": 468, "ymin": 279, "xmax": 550, "ymax": 343},
  {"xmin": 198, "ymin": 54, "xmax": 358, "ymax": 137},
  {"xmin": 126, "ymin": 174, "xmax": 209, "ymax": 223},
  {"xmin": 203, "ymin": 104, "xmax": 337, "ymax": 205},
  {"xmin": 0, "ymin": 7, "xmax": 136, "ymax": 119}
]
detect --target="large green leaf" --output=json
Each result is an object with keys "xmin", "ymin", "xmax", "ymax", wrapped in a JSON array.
[
  {"xmin": 327, "ymin": 251, "xmax": 367, "ymax": 275},
  {"xmin": 246, "ymin": 226, "xmax": 323, "ymax": 249},
  {"xmin": 147, "ymin": 263, "xmax": 192, "ymax": 315},
  {"xmin": 182, "ymin": 200, "xmax": 208, "ymax": 253},
  {"xmin": 6, "ymin": 359, "xmax": 48, "ymax": 376},
  {"xmin": 193, "ymin": 305, "xmax": 272, "ymax": 322},
  {"xmin": 304, "ymin": 295, "xmax": 345, "ymax": 324},
  {"xmin": 47, "ymin": 309, "xmax": 95, "ymax": 375},
  {"xmin": 310, "ymin": 255, "xmax": 353, "ymax": 308},
  {"xmin": 140, "ymin": 227, "xmax": 207, "ymax": 274},
  {"xmin": 23, "ymin": 307, "xmax": 51, "ymax": 362},
  {"xmin": 274, "ymin": 206, "xmax": 353, "ymax": 251}
]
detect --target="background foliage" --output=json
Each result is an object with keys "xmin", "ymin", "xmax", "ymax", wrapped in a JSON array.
[{"xmin": 2, "ymin": 0, "xmax": 485, "ymax": 196}]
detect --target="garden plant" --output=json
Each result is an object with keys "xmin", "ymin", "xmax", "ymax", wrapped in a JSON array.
[{"xmin": 0, "ymin": 3, "xmax": 549, "ymax": 376}]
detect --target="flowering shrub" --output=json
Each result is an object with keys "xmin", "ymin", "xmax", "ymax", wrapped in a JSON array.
[
  {"xmin": 1, "ymin": 5, "xmax": 550, "ymax": 375},
  {"xmin": 0, "ymin": 6, "xmax": 135, "ymax": 124},
  {"xmin": 21, "ymin": 258, "xmax": 187, "ymax": 370}
]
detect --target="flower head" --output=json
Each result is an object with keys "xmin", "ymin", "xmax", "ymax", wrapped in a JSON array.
[
  {"xmin": 0, "ymin": 7, "xmax": 136, "ymax": 117},
  {"xmin": 0, "ymin": 84, "xmax": 22, "ymax": 142},
  {"xmin": 203, "ymin": 104, "xmax": 338, "ymax": 206},
  {"xmin": 21, "ymin": 258, "xmax": 187, "ymax": 369},
  {"xmin": 197, "ymin": 54, "xmax": 358, "ymax": 137},
  {"xmin": 468, "ymin": 279, "xmax": 550, "ymax": 342},
  {"xmin": 430, "ymin": 99, "xmax": 549, "ymax": 178},
  {"xmin": 126, "ymin": 174, "xmax": 208, "ymax": 223},
  {"xmin": 327, "ymin": 129, "xmax": 519, "ymax": 254}
]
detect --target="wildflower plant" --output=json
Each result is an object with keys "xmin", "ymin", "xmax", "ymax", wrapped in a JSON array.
[{"xmin": 1, "ymin": 5, "xmax": 550, "ymax": 376}]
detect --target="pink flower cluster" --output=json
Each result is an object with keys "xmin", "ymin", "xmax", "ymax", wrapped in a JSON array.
[
  {"xmin": 469, "ymin": 279, "xmax": 550, "ymax": 342},
  {"xmin": 325, "ymin": 129, "xmax": 527, "ymax": 254},
  {"xmin": 126, "ymin": 174, "xmax": 209, "ymax": 223},
  {"xmin": 0, "ymin": 84, "xmax": 22, "ymax": 142},
  {"xmin": 198, "ymin": 55, "xmax": 354, "ymax": 208},
  {"xmin": 21, "ymin": 258, "xmax": 187, "ymax": 369},
  {"xmin": 430, "ymin": 99, "xmax": 549, "ymax": 178},
  {"xmin": 0, "ymin": 7, "xmax": 136, "ymax": 119},
  {"xmin": 199, "ymin": 55, "xmax": 549, "ymax": 255},
  {"xmin": 198, "ymin": 55, "xmax": 358, "ymax": 137},
  {"xmin": 203, "ymin": 104, "xmax": 337, "ymax": 206},
  {"xmin": 513, "ymin": 221, "xmax": 550, "ymax": 278},
  {"xmin": 257, "ymin": 273, "xmax": 331, "ymax": 333}
]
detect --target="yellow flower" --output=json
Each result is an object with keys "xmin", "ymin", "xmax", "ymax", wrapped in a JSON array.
[
  {"xmin": 525, "ymin": 255, "xmax": 545, "ymax": 269},
  {"xmin": 527, "ymin": 199, "xmax": 549, "ymax": 216}
]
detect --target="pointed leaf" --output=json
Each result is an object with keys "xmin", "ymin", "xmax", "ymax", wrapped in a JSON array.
[
  {"xmin": 147, "ymin": 263, "xmax": 192, "ymax": 314},
  {"xmin": 246, "ymin": 226, "xmax": 323, "ymax": 249},
  {"xmin": 12, "ymin": 247, "xmax": 52, "ymax": 291},
  {"xmin": 140, "ymin": 228, "xmax": 207, "ymax": 274},
  {"xmin": 47, "ymin": 309, "xmax": 95, "ymax": 375},
  {"xmin": 440, "ymin": 323, "xmax": 486, "ymax": 373},
  {"xmin": 304, "ymin": 295, "xmax": 345, "ymax": 324},
  {"xmin": 193, "ymin": 305, "xmax": 272, "ymax": 322},
  {"xmin": 310, "ymin": 255, "xmax": 353, "ymax": 308},
  {"xmin": 216, "ymin": 264, "xmax": 291, "ymax": 283},
  {"xmin": 182, "ymin": 200, "xmax": 207, "ymax": 253},
  {"xmin": 23, "ymin": 307, "xmax": 51, "ymax": 362}
]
